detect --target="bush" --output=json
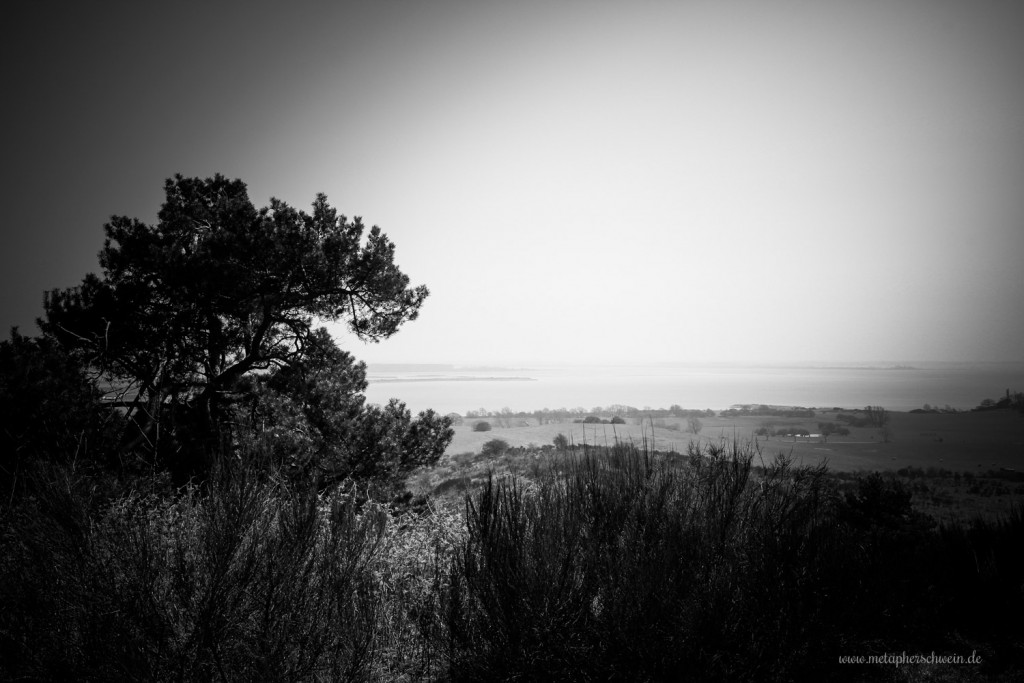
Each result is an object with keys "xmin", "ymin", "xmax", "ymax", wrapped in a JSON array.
[
  {"xmin": 436, "ymin": 441, "xmax": 847, "ymax": 680},
  {"xmin": 687, "ymin": 416, "xmax": 703, "ymax": 435},
  {"xmin": 430, "ymin": 442, "xmax": 1024, "ymax": 679},
  {"xmin": 473, "ymin": 421, "xmax": 492, "ymax": 432},
  {"xmin": 935, "ymin": 507, "xmax": 1024, "ymax": 641},
  {"xmin": 0, "ymin": 448, "xmax": 393, "ymax": 680},
  {"xmin": 5, "ymin": 440, "xmax": 1024, "ymax": 680},
  {"xmin": 1, "ymin": 330, "xmax": 124, "ymax": 495},
  {"xmin": 481, "ymin": 439, "xmax": 510, "ymax": 457}
]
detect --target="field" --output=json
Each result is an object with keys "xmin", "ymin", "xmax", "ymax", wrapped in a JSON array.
[
  {"xmin": 447, "ymin": 408, "xmax": 1024, "ymax": 473},
  {"xmin": 436, "ymin": 408, "xmax": 1024, "ymax": 522}
]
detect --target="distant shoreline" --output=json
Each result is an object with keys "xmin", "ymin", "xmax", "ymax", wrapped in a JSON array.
[
  {"xmin": 369, "ymin": 376, "xmax": 536, "ymax": 383},
  {"xmin": 362, "ymin": 364, "xmax": 1024, "ymax": 415}
]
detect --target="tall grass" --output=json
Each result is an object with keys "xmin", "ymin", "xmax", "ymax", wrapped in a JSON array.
[
  {"xmin": 936, "ymin": 507, "xmax": 1024, "ymax": 664},
  {"xmin": 3, "ymin": 438, "xmax": 1022, "ymax": 680},
  {"xmin": 434, "ymin": 441, "xmax": 1024, "ymax": 681},
  {"xmin": 436, "ymin": 441, "xmax": 843, "ymax": 680},
  {"xmin": 0, "ymin": 448, "xmax": 443, "ymax": 681}
]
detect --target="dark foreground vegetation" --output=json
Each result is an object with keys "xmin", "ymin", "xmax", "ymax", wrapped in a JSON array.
[
  {"xmin": 2, "ymin": 441, "xmax": 1023, "ymax": 681},
  {"xmin": 2, "ymin": 174, "xmax": 1022, "ymax": 680}
]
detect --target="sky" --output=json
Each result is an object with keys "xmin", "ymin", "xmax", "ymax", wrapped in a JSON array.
[{"xmin": 4, "ymin": 0, "xmax": 1024, "ymax": 366}]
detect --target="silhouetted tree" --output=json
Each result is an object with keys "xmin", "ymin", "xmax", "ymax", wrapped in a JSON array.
[
  {"xmin": 40, "ymin": 174, "xmax": 444, "ymax": 480},
  {"xmin": 240, "ymin": 328, "xmax": 451, "ymax": 487}
]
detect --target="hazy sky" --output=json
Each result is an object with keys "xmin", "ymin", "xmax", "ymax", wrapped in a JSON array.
[{"xmin": 5, "ymin": 0, "xmax": 1024, "ymax": 366}]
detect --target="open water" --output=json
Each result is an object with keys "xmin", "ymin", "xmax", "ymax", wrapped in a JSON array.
[{"xmin": 364, "ymin": 362, "xmax": 1024, "ymax": 416}]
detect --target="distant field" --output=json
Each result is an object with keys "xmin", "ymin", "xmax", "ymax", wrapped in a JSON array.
[{"xmin": 446, "ymin": 408, "xmax": 1024, "ymax": 473}]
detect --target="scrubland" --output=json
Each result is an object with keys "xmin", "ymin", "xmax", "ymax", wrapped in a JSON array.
[{"xmin": 4, "ymin": 431, "xmax": 1023, "ymax": 681}]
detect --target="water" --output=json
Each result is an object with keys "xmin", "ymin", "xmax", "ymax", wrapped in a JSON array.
[{"xmin": 364, "ymin": 362, "xmax": 1024, "ymax": 416}]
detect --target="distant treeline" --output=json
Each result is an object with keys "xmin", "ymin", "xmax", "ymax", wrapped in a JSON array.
[
  {"xmin": 462, "ymin": 405, "xmax": 716, "ymax": 425},
  {"xmin": 719, "ymin": 404, "xmax": 817, "ymax": 418},
  {"xmin": 906, "ymin": 391, "xmax": 1024, "ymax": 414},
  {"xmin": 972, "ymin": 390, "xmax": 1024, "ymax": 413},
  {"xmin": 460, "ymin": 393, "xmax": 1024, "ymax": 426}
]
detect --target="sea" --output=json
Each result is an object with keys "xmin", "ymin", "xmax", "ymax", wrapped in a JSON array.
[{"xmin": 364, "ymin": 362, "xmax": 1024, "ymax": 416}]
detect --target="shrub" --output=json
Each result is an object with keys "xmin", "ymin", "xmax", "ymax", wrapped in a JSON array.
[
  {"xmin": 0, "ymin": 448, "xmax": 393, "ymax": 680},
  {"xmin": 841, "ymin": 472, "xmax": 931, "ymax": 532},
  {"xmin": 435, "ymin": 441, "xmax": 847, "ymax": 680},
  {"xmin": 473, "ymin": 421, "xmax": 492, "ymax": 432},
  {"xmin": 431, "ymin": 443, "xmax": 1024, "ymax": 679},
  {"xmin": 481, "ymin": 439, "xmax": 510, "ymax": 457},
  {"xmin": 935, "ymin": 506, "xmax": 1024, "ymax": 641},
  {"xmin": 0, "ymin": 330, "xmax": 124, "ymax": 495},
  {"xmin": 687, "ymin": 416, "xmax": 703, "ymax": 435}
]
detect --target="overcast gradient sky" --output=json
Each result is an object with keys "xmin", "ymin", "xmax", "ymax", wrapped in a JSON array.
[{"xmin": 4, "ymin": 0, "xmax": 1023, "ymax": 365}]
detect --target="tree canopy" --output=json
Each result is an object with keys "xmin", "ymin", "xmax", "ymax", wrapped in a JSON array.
[{"xmin": 37, "ymin": 174, "xmax": 450, "ymax": 482}]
